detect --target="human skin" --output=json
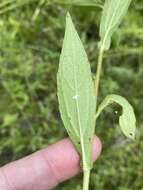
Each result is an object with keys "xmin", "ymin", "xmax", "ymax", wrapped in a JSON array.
[{"xmin": 0, "ymin": 136, "xmax": 102, "ymax": 190}]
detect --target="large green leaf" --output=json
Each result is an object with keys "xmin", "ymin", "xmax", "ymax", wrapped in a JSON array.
[
  {"xmin": 96, "ymin": 94, "xmax": 136, "ymax": 139},
  {"xmin": 57, "ymin": 12, "xmax": 96, "ymax": 170},
  {"xmin": 99, "ymin": 0, "xmax": 132, "ymax": 50}
]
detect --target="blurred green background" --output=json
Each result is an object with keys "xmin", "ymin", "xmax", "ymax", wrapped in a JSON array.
[{"xmin": 0, "ymin": 0, "xmax": 143, "ymax": 189}]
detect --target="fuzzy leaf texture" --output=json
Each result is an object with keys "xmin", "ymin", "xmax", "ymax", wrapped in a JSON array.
[
  {"xmin": 99, "ymin": 0, "xmax": 132, "ymax": 50},
  {"xmin": 57, "ymin": 13, "xmax": 96, "ymax": 170},
  {"xmin": 96, "ymin": 94, "xmax": 136, "ymax": 139}
]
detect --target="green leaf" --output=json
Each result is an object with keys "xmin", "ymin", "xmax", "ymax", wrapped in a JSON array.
[
  {"xmin": 96, "ymin": 94, "xmax": 136, "ymax": 139},
  {"xmin": 65, "ymin": 0, "xmax": 103, "ymax": 7},
  {"xmin": 3, "ymin": 113, "xmax": 18, "ymax": 127},
  {"xmin": 49, "ymin": 0, "xmax": 103, "ymax": 7},
  {"xmin": 57, "ymin": 12, "xmax": 96, "ymax": 170},
  {"xmin": 99, "ymin": 0, "xmax": 132, "ymax": 50}
]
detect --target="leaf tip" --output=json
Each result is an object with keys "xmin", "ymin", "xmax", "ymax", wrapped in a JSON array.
[
  {"xmin": 66, "ymin": 12, "xmax": 73, "ymax": 27},
  {"xmin": 129, "ymin": 131, "xmax": 136, "ymax": 141},
  {"xmin": 66, "ymin": 12, "xmax": 71, "ymax": 19}
]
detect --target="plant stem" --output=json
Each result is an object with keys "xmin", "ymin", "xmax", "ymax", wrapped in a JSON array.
[
  {"xmin": 95, "ymin": 47, "xmax": 104, "ymax": 107},
  {"xmin": 83, "ymin": 169, "xmax": 90, "ymax": 190}
]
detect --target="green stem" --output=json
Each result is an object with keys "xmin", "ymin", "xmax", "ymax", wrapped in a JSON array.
[
  {"xmin": 95, "ymin": 47, "xmax": 104, "ymax": 108},
  {"xmin": 83, "ymin": 169, "xmax": 90, "ymax": 190}
]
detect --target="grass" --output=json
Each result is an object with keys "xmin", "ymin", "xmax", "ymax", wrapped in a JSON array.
[{"xmin": 0, "ymin": 0, "xmax": 143, "ymax": 189}]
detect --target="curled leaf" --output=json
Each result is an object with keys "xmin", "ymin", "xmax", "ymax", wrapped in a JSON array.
[{"xmin": 96, "ymin": 94, "xmax": 136, "ymax": 139}]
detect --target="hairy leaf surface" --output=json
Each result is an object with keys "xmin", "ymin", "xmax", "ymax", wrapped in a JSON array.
[
  {"xmin": 57, "ymin": 13, "xmax": 96, "ymax": 169},
  {"xmin": 96, "ymin": 94, "xmax": 136, "ymax": 139},
  {"xmin": 99, "ymin": 0, "xmax": 132, "ymax": 50}
]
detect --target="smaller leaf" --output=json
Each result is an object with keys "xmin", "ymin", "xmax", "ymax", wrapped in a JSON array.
[
  {"xmin": 99, "ymin": 0, "xmax": 132, "ymax": 50},
  {"xmin": 96, "ymin": 94, "xmax": 136, "ymax": 139}
]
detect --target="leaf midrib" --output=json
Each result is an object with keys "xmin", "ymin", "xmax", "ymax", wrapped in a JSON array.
[{"xmin": 69, "ymin": 21, "xmax": 88, "ymax": 169}]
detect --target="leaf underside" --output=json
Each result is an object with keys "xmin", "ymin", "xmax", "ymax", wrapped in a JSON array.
[
  {"xmin": 96, "ymin": 94, "xmax": 136, "ymax": 140},
  {"xmin": 99, "ymin": 0, "xmax": 132, "ymax": 50},
  {"xmin": 57, "ymin": 13, "xmax": 96, "ymax": 169}
]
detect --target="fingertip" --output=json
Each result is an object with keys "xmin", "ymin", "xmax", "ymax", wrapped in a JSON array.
[{"xmin": 92, "ymin": 136, "xmax": 102, "ymax": 162}]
